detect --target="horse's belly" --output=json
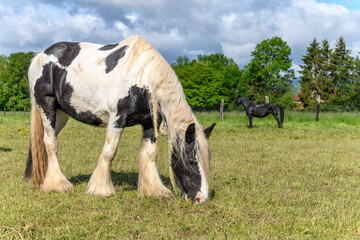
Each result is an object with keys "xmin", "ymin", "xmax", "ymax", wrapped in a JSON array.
[
  {"xmin": 253, "ymin": 108, "xmax": 269, "ymax": 117},
  {"xmin": 57, "ymin": 78, "xmax": 110, "ymax": 126},
  {"xmin": 61, "ymin": 93, "xmax": 109, "ymax": 126}
]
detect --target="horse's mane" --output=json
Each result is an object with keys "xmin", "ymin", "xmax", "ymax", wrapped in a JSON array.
[
  {"xmin": 125, "ymin": 36, "xmax": 210, "ymax": 184},
  {"xmin": 155, "ymin": 59, "xmax": 210, "ymax": 184}
]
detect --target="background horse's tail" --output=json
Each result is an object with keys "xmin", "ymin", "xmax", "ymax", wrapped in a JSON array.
[
  {"xmin": 24, "ymin": 100, "xmax": 48, "ymax": 188},
  {"xmin": 279, "ymin": 105, "xmax": 285, "ymax": 126}
]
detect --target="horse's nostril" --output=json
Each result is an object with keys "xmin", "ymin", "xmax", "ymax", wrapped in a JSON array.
[{"xmin": 194, "ymin": 191, "xmax": 206, "ymax": 204}]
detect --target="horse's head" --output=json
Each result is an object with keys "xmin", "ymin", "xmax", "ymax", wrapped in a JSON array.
[
  {"xmin": 171, "ymin": 123, "xmax": 215, "ymax": 204},
  {"xmin": 234, "ymin": 95, "xmax": 244, "ymax": 108}
]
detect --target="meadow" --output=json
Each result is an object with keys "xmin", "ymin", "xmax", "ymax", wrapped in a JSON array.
[{"xmin": 1, "ymin": 111, "xmax": 360, "ymax": 239}]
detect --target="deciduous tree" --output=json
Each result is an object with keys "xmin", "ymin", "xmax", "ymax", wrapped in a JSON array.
[
  {"xmin": 238, "ymin": 36, "xmax": 295, "ymax": 103},
  {"xmin": 0, "ymin": 52, "xmax": 35, "ymax": 110},
  {"xmin": 172, "ymin": 54, "xmax": 241, "ymax": 109}
]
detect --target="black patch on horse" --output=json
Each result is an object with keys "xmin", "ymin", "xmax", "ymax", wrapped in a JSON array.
[
  {"xmin": 34, "ymin": 63, "xmax": 103, "ymax": 127},
  {"xmin": 34, "ymin": 63, "xmax": 63, "ymax": 128},
  {"xmin": 105, "ymin": 45, "xmax": 128, "ymax": 73},
  {"xmin": 60, "ymin": 83, "xmax": 103, "ymax": 126},
  {"xmin": 114, "ymin": 86, "xmax": 152, "ymax": 129},
  {"xmin": 142, "ymin": 123, "xmax": 157, "ymax": 144},
  {"xmin": 44, "ymin": 42, "xmax": 81, "ymax": 67},
  {"xmin": 99, "ymin": 44, "xmax": 119, "ymax": 51}
]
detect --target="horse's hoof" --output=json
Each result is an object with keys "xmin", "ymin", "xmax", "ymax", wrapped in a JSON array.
[
  {"xmin": 41, "ymin": 178, "xmax": 74, "ymax": 193},
  {"xmin": 87, "ymin": 177, "xmax": 115, "ymax": 197}
]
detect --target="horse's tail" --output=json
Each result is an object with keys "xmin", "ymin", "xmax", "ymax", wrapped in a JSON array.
[
  {"xmin": 24, "ymin": 100, "xmax": 48, "ymax": 188},
  {"xmin": 279, "ymin": 105, "xmax": 284, "ymax": 126}
]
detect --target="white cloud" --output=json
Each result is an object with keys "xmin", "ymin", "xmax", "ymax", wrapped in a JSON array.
[
  {"xmin": 221, "ymin": 13, "xmax": 237, "ymax": 26},
  {"xmin": 221, "ymin": 42, "xmax": 256, "ymax": 65},
  {"xmin": 125, "ymin": 13, "xmax": 139, "ymax": 23},
  {"xmin": 183, "ymin": 48, "xmax": 205, "ymax": 56},
  {"xmin": 1, "ymin": 0, "xmax": 360, "ymax": 68}
]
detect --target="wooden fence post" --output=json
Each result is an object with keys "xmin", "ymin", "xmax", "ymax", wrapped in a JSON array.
[
  {"xmin": 220, "ymin": 99, "xmax": 224, "ymax": 121},
  {"xmin": 3, "ymin": 108, "xmax": 5, "ymax": 115},
  {"xmin": 13, "ymin": 109, "xmax": 16, "ymax": 115},
  {"xmin": 316, "ymin": 94, "xmax": 320, "ymax": 122},
  {"xmin": 265, "ymin": 96, "xmax": 269, "ymax": 104},
  {"xmin": 24, "ymin": 107, "xmax": 26, "ymax": 115}
]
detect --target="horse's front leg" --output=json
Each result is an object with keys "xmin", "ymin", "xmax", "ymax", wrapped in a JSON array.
[
  {"xmin": 248, "ymin": 116, "xmax": 253, "ymax": 128},
  {"xmin": 138, "ymin": 124, "xmax": 173, "ymax": 198},
  {"xmin": 87, "ymin": 125, "xmax": 123, "ymax": 197}
]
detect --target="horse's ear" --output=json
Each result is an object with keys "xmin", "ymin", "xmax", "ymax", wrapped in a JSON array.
[
  {"xmin": 204, "ymin": 123, "xmax": 216, "ymax": 139},
  {"xmin": 185, "ymin": 123, "xmax": 195, "ymax": 144}
]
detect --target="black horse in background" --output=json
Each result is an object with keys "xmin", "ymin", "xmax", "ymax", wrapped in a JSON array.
[{"xmin": 234, "ymin": 96, "xmax": 284, "ymax": 128}]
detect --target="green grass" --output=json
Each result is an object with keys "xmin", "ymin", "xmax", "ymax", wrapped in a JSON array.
[{"xmin": 1, "ymin": 111, "xmax": 360, "ymax": 239}]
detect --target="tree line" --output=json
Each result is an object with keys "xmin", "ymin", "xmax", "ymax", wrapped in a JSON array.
[
  {"xmin": 0, "ymin": 36, "xmax": 359, "ymax": 111},
  {"xmin": 173, "ymin": 36, "xmax": 296, "ymax": 110},
  {"xmin": 0, "ymin": 52, "xmax": 35, "ymax": 110},
  {"xmin": 299, "ymin": 36, "xmax": 360, "ymax": 111}
]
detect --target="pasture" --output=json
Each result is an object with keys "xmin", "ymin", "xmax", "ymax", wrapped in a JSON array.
[{"xmin": 1, "ymin": 111, "xmax": 360, "ymax": 239}]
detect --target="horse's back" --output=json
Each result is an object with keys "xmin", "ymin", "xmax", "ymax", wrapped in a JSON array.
[
  {"xmin": 28, "ymin": 36, "xmax": 159, "ymax": 126},
  {"xmin": 250, "ymin": 103, "xmax": 272, "ymax": 117}
]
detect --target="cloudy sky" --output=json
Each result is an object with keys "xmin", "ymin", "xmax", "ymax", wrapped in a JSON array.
[{"xmin": 1, "ymin": 0, "xmax": 360, "ymax": 73}]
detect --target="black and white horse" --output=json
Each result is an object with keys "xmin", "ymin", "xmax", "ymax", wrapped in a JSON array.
[
  {"xmin": 24, "ymin": 35, "xmax": 215, "ymax": 204},
  {"xmin": 234, "ymin": 96, "xmax": 284, "ymax": 128}
]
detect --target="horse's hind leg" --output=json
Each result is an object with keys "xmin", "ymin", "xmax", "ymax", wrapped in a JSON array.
[
  {"xmin": 55, "ymin": 110, "xmax": 69, "ymax": 136},
  {"xmin": 138, "ymin": 124, "xmax": 172, "ymax": 198},
  {"xmin": 272, "ymin": 112, "xmax": 282, "ymax": 128},
  {"xmin": 87, "ymin": 125, "xmax": 123, "ymax": 197},
  {"xmin": 41, "ymin": 109, "xmax": 73, "ymax": 192}
]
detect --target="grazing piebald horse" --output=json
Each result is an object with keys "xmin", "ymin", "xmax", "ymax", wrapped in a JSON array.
[
  {"xmin": 24, "ymin": 35, "xmax": 215, "ymax": 204},
  {"xmin": 234, "ymin": 96, "xmax": 284, "ymax": 128}
]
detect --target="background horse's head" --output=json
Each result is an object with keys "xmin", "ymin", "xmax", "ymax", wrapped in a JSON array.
[
  {"xmin": 171, "ymin": 123, "xmax": 215, "ymax": 204},
  {"xmin": 234, "ymin": 95, "xmax": 245, "ymax": 108}
]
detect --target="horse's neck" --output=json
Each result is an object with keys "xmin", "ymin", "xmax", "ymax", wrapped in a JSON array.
[
  {"xmin": 144, "ymin": 54, "xmax": 195, "ymax": 134},
  {"xmin": 153, "ymin": 74, "xmax": 195, "ymax": 133},
  {"xmin": 241, "ymin": 99, "xmax": 252, "ymax": 109},
  {"xmin": 159, "ymin": 95, "xmax": 194, "ymax": 131}
]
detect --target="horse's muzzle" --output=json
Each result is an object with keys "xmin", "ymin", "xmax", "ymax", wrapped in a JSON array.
[
  {"xmin": 194, "ymin": 191, "xmax": 206, "ymax": 204},
  {"xmin": 185, "ymin": 191, "xmax": 207, "ymax": 204}
]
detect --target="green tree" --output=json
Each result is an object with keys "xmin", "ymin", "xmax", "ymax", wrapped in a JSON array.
[
  {"xmin": 328, "ymin": 36, "xmax": 353, "ymax": 109},
  {"xmin": 0, "ymin": 55, "xmax": 7, "ymax": 72},
  {"xmin": 298, "ymin": 36, "xmax": 360, "ymax": 111},
  {"xmin": 298, "ymin": 38, "xmax": 321, "ymax": 108},
  {"xmin": 341, "ymin": 55, "xmax": 360, "ymax": 110},
  {"xmin": 330, "ymin": 36, "xmax": 352, "ymax": 91},
  {"xmin": 238, "ymin": 36, "xmax": 295, "ymax": 103},
  {"xmin": 197, "ymin": 53, "xmax": 241, "ymax": 104},
  {"xmin": 172, "ymin": 54, "xmax": 241, "ymax": 109},
  {"xmin": 0, "ymin": 52, "xmax": 35, "ymax": 110},
  {"xmin": 318, "ymin": 39, "xmax": 333, "ymax": 100}
]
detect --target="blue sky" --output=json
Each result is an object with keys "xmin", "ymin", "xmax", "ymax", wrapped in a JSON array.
[
  {"xmin": 320, "ymin": 0, "xmax": 360, "ymax": 10},
  {"xmin": 1, "ymin": 0, "xmax": 360, "ymax": 73}
]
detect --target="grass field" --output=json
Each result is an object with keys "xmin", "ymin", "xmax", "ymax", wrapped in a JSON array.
[{"xmin": 1, "ymin": 111, "xmax": 360, "ymax": 239}]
